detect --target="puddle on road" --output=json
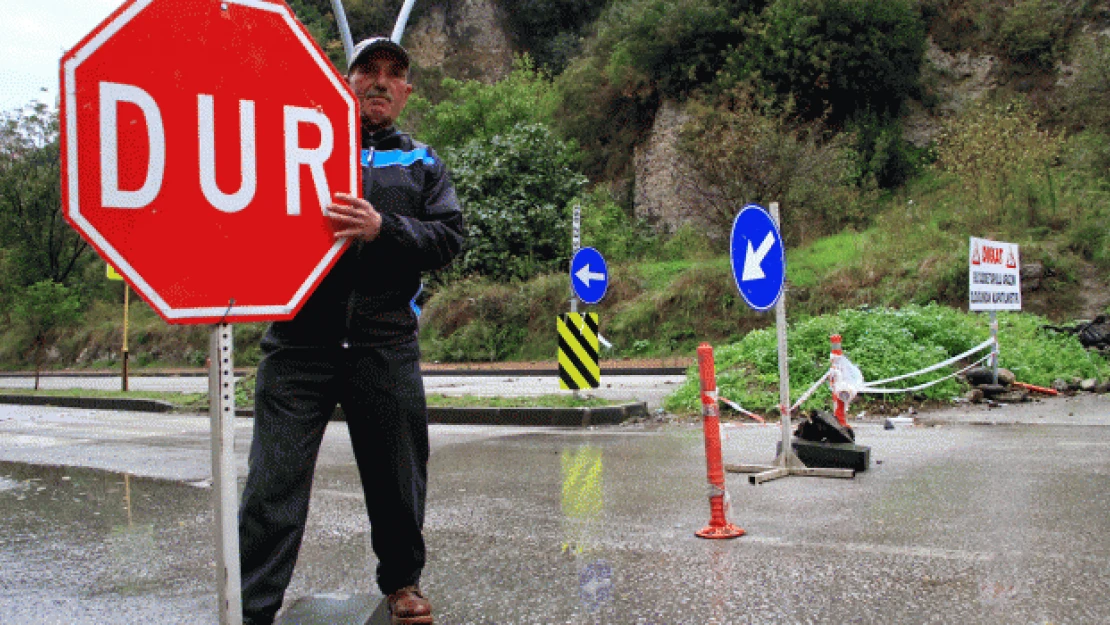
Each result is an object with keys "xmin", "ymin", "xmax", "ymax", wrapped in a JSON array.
[{"xmin": 0, "ymin": 461, "xmax": 214, "ymax": 615}]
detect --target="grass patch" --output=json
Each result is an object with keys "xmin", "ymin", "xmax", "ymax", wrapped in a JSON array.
[{"xmin": 787, "ymin": 230, "xmax": 869, "ymax": 288}]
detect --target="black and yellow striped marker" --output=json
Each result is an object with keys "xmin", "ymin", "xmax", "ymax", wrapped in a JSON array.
[{"xmin": 558, "ymin": 312, "xmax": 600, "ymax": 390}]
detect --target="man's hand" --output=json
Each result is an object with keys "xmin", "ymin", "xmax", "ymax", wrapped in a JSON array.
[{"xmin": 327, "ymin": 192, "xmax": 382, "ymax": 242}]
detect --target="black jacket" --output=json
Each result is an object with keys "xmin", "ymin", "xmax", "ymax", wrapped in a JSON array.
[{"xmin": 263, "ymin": 126, "xmax": 464, "ymax": 347}]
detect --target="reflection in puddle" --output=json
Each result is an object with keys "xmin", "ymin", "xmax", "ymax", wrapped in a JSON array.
[
  {"xmin": 560, "ymin": 445, "xmax": 614, "ymax": 616},
  {"xmin": 0, "ymin": 461, "xmax": 214, "ymax": 620}
]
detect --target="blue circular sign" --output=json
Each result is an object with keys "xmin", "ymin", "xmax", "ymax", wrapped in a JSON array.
[
  {"xmin": 570, "ymin": 247, "xmax": 609, "ymax": 305},
  {"xmin": 730, "ymin": 204, "xmax": 785, "ymax": 311}
]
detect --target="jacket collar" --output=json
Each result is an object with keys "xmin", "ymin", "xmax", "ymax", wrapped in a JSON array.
[{"xmin": 362, "ymin": 125, "xmax": 401, "ymax": 149}]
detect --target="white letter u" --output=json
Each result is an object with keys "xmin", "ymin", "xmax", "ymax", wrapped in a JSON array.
[{"xmin": 198, "ymin": 94, "xmax": 257, "ymax": 213}]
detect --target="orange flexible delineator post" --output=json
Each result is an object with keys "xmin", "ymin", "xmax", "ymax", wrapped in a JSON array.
[
  {"xmin": 695, "ymin": 343, "xmax": 745, "ymax": 540},
  {"xmin": 830, "ymin": 334, "xmax": 848, "ymax": 427}
]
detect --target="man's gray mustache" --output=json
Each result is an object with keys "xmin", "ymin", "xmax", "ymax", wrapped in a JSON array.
[{"xmin": 358, "ymin": 89, "xmax": 393, "ymax": 102}]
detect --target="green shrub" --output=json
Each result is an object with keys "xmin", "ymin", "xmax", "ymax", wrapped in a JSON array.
[
  {"xmin": 577, "ymin": 186, "xmax": 659, "ymax": 262},
  {"xmin": 1062, "ymin": 35, "xmax": 1110, "ymax": 134},
  {"xmin": 722, "ymin": 0, "xmax": 926, "ymax": 124},
  {"xmin": 663, "ymin": 304, "xmax": 1109, "ymax": 414},
  {"xmin": 553, "ymin": 0, "xmax": 760, "ymax": 180},
  {"xmin": 995, "ymin": 0, "xmax": 1069, "ymax": 70},
  {"xmin": 934, "ymin": 98, "xmax": 1065, "ymax": 225},
  {"xmin": 405, "ymin": 56, "xmax": 560, "ymax": 151},
  {"xmin": 444, "ymin": 123, "xmax": 587, "ymax": 283}
]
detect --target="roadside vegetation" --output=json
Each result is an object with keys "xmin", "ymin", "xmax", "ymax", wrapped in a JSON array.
[{"xmin": 2, "ymin": 0, "xmax": 1109, "ymax": 413}]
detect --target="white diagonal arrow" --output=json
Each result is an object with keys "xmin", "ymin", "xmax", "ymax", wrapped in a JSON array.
[
  {"xmin": 575, "ymin": 264, "xmax": 606, "ymax": 288},
  {"xmin": 741, "ymin": 232, "xmax": 775, "ymax": 281}
]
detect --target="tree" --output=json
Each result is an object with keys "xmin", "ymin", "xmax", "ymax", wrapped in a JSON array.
[
  {"xmin": 445, "ymin": 123, "xmax": 587, "ymax": 283},
  {"xmin": 12, "ymin": 280, "xmax": 82, "ymax": 389},
  {"xmin": 677, "ymin": 91, "xmax": 864, "ymax": 246},
  {"xmin": 0, "ymin": 104, "xmax": 91, "ymax": 293},
  {"xmin": 724, "ymin": 0, "xmax": 926, "ymax": 125}
]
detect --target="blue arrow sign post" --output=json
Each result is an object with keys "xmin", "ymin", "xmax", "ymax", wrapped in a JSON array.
[
  {"xmin": 730, "ymin": 204, "xmax": 785, "ymax": 312},
  {"xmin": 571, "ymin": 247, "xmax": 609, "ymax": 305},
  {"xmin": 727, "ymin": 203, "xmax": 854, "ymax": 484}
]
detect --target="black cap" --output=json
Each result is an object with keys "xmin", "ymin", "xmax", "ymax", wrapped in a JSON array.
[{"xmin": 348, "ymin": 36, "xmax": 410, "ymax": 73}]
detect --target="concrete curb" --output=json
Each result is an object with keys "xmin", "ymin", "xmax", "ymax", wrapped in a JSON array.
[
  {"xmin": 0, "ymin": 394, "xmax": 177, "ymax": 413},
  {"xmin": 0, "ymin": 394, "xmax": 648, "ymax": 427}
]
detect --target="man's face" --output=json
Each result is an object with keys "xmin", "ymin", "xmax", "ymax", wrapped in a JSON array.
[{"xmin": 348, "ymin": 49, "xmax": 413, "ymax": 131}]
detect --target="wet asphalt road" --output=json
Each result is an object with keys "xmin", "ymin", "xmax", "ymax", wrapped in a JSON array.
[{"xmin": 1, "ymin": 397, "xmax": 1109, "ymax": 624}]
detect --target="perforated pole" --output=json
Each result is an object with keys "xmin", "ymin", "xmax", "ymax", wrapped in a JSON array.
[
  {"xmin": 695, "ymin": 343, "xmax": 744, "ymax": 539},
  {"xmin": 210, "ymin": 323, "xmax": 242, "ymax": 625}
]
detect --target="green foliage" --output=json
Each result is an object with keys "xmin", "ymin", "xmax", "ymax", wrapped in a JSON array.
[
  {"xmin": 420, "ymin": 274, "xmax": 567, "ymax": 362},
  {"xmin": 577, "ymin": 186, "xmax": 659, "ymax": 262},
  {"xmin": 501, "ymin": 0, "xmax": 605, "ymax": 73},
  {"xmin": 406, "ymin": 56, "xmax": 560, "ymax": 151},
  {"xmin": 1062, "ymin": 34, "xmax": 1110, "ymax": 135},
  {"xmin": 602, "ymin": 0, "xmax": 750, "ymax": 99},
  {"xmin": 0, "ymin": 104, "xmax": 92, "ymax": 297},
  {"xmin": 553, "ymin": 0, "xmax": 760, "ymax": 179},
  {"xmin": 934, "ymin": 98, "xmax": 1066, "ymax": 223},
  {"xmin": 554, "ymin": 49, "xmax": 660, "ymax": 181},
  {"xmin": 786, "ymin": 230, "xmax": 867, "ymax": 288},
  {"xmin": 663, "ymin": 304, "xmax": 1110, "ymax": 414},
  {"xmin": 445, "ymin": 123, "xmax": 587, "ymax": 283},
  {"xmin": 847, "ymin": 113, "xmax": 933, "ymax": 189},
  {"xmin": 12, "ymin": 280, "xmax": 82, "ymax": 381},
  {"xmin": 995, "ymin": 0, "xmax": 1070, "ymax": 70},
  {"xmin": 723, "ymin": 0, "xmax": 926, "ymax": 124},
  {"xmin": 677, "ymin": 92, "xmax": 866, "ymax": 245}
]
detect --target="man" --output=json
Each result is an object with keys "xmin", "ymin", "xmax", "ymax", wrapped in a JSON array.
[{"xmin": 238, "ymin": 36, "xmax": 464, "ymax": 625}]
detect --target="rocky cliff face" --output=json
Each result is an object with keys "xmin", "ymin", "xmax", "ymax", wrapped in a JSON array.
[
  {"xmin": 631, "ymin": 99, "xmax": 718, "ymax": 237},
  {"xmin": 405, "ymin": 0, "xmax": 514, "ymax": 83}
]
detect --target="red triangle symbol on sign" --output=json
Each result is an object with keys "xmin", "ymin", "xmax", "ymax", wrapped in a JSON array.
[
  {"xmin": 1006, "ymin": 247, "xmax": 1017, "ymax": 269},
  {"xmin": 971, "ymin": 243, "xmax": 981, "ymax": 265}
]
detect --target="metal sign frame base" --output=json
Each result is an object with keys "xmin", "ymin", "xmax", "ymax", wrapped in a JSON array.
[{"xmin": 726, "ymin": 448, "xmax": 855, "ymax": 484}]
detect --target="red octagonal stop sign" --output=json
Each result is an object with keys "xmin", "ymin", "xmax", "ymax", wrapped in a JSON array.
[{"xmin": 60, "ymin": 0, "xmax": 359, "ymax": 324}]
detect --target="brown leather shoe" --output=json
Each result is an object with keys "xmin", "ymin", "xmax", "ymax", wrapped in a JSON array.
[{"xmin": 387, "ymin": 586, "xmax": 433, "ymax": 625}]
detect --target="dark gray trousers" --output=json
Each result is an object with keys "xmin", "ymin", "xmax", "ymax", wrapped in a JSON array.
[{"xmin": 238, "ymin": 340, "xmax": 429, "ymax": 623}]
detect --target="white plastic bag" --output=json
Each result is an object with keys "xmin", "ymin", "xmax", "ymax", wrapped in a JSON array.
[{"xmin": 830, "ymin": 354, "xmax": 864, "ymax": 405}]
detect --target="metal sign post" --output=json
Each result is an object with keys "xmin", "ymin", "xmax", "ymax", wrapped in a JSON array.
[
  {"xmin": 210, "ymin": 323, "xmax": 242, "ymax": 625},
  {"xmin": 570, "ymin": 204, "xmax": 580, "ymax": 314},
  {"xmin": 725, "ymin": 202, "xmax": 854, "ymax": 484}
]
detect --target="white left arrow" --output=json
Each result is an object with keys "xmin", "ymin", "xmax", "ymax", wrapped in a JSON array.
[
  {"xmin": 575, "ymin": 264, "xmax": 606, "ymax": 288},
  {"xmin": 741, "ymin": 232, "xmax": 776, "ymax": 281}
]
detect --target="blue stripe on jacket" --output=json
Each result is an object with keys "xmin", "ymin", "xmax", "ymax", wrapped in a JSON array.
[{"xmin": 361, "ymin": 148, "xmax": 436, "ymax": 168}]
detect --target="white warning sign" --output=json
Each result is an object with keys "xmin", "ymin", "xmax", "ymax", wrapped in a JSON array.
[{"xmin": 969, "ymin": 237, "xmax": 1021, "ymax": 311}]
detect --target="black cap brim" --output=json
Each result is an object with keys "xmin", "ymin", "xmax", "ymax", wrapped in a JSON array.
[{"xmin": 348, "ymin": 37, "xmax": 410, "ymax": 73}]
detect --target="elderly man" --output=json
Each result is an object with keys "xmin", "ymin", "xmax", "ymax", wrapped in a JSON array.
[{"xmin": 238, "ymin": 36, "xmax": 464, "ymax": 625}]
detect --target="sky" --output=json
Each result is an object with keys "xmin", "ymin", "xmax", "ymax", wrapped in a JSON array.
[{"xmin": 0, "ymin": 0, "xmax": 123, "ymax": 113}]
